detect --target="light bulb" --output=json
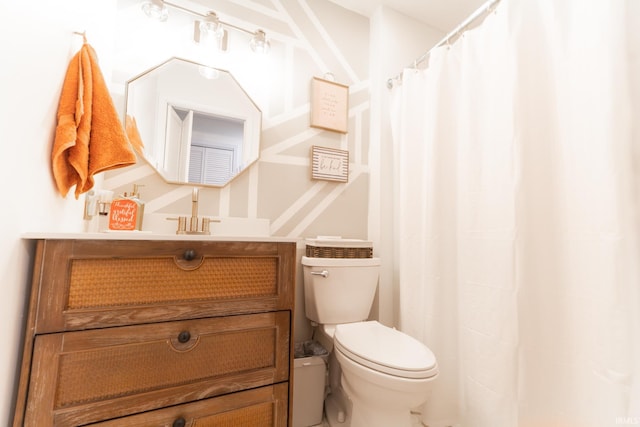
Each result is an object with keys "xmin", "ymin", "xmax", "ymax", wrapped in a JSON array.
[
  {"xmin": 250, "ymin": 29, "xmax": 270, "ymax": 55},
  {"xmin": 199, "ymin": 12, "xmax": 224, "ymax": 39},
  {"xmin": 141, "ymin": 0, "xmax": 168, "ymax": 22}
]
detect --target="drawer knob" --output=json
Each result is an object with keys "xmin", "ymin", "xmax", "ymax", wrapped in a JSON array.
[
  {"xmin": 183, "ymin": 249, "xmax": 196, "ymax": 261},
  {"xmin": 178, "ymin": 331, "xmax": 191, "ymax": 343},
  {"xmin": 172, "ymin": 417, "xmax": 186, "ymax": 427}
]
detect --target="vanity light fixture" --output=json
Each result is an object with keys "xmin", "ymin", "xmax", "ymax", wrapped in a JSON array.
[
  {"xmin": 196, "ymin": 12, "xmax": 227, "ymax": 51},
  {"xmin": 140, "ymin": 0, "xmax": 168, "ymax": 22},
  {"xmin": 250, "ymin": 29, "xmax": 270, "ymax": 55},
  {"xmin": 199, "ymin": 12, "xmax": 224, "ymax": 40},
  {"xmin": 140, "ymin": 0, "xmax": 270, "ymax": 55}
]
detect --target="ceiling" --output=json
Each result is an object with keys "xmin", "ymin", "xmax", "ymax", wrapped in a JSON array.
[{"xmin": 329, "ymin": 0, "xmax": 489, "ymax": 33}]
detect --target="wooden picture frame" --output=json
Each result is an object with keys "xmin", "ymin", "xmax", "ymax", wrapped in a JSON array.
[
  {"xmin": 311, "ymin": 146, "xmax": 349, "ymax": 182},
  {"xmin": 310, "ymin": 77, "xmax": 349, "ymax": 133}
]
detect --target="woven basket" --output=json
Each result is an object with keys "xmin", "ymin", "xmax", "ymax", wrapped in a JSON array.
[{"xmin": 305, "ymin": 245, "xmax": 372, "ymax": 259}]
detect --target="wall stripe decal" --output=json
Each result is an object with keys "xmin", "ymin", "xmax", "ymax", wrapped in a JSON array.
[
  {"xmin": 273, "ymin": 0, "xmax": 331, "ymax": 74},
  {"xmin": 286, "ymin": 166, "xmax": 364, "ymax": 238},
  {"xmin": 270, "ymin": 179, "xmax": 328, "ymax": 234},
  {"xmin": 259, "ymin": 154, "xmax": 310, "ymax": 166},
  {"xmin": 219, "ymin": 185, "xmax": 231, "ymax": 217},
  {"xmin": 143, "ymin": 186, "xmax": 194, "ymax": 212},
  {"xmin": 298, "ymin": 0, "xmax": 360, "ymax": 83},
  {"xmin": 261, "ymin": 128, "xmax": 323, "ymax": 158},
  {"xmin": 103, "ymin": 163, "xmax": 155, "ymax": 190},
  {"xmin": 263, "ymin": 104, "xmax": 310, "ymax": 130},
  {"xmin": 248, "ymin": 163, "xmax": 259, "ymax": 219}
]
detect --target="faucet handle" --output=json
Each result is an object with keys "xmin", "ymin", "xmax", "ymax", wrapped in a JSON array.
[
  {"xmin": 201, "ymin": 217, "xmax": 221, "ymax": 234},
  {"xmin": 167, "ymin": 216, "xmax": 187, "ymax": 234}
]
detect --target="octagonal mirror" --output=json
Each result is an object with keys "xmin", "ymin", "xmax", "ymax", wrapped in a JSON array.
[{"xmin": 125, "ymin": 57, "xmax": 261, "ymax": 187}]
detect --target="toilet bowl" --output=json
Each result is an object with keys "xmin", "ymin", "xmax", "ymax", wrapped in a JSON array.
[
  {"xmin": 333, "ymin": 321, "xmax": 438, "ymax": 427},
  {"xmin": 301, "ymin": 249, "xmax": 439, "ymax": 427}
]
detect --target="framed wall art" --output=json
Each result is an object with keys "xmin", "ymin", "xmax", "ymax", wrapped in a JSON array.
[
  {"xmin": 311, "ymin": 145, "xmax": 349, "ymax": 183},
  {"xmin": 310, "ymin": 76, "xmax": 349, "ymax": 134}
]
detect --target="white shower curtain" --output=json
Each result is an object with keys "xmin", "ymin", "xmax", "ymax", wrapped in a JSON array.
[{"xmin": 390, "ymin": 1, "xmax": 640, "ymax": 426}]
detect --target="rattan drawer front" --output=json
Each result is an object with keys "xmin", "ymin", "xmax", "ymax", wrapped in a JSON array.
[
  {"xmin": 90, "ymin": 383, "xmax": 289, "ymax": 427},
  {"xmin": 67, "ymin": 256, "xmax": 277, "ymax": 308},
  {"xmin": 33, "ymin": 240, "xmax": 296, "ymax": 333},
  {"xmin": 25, "ymin": 312, "xmax": 290, "ymax": 427}
]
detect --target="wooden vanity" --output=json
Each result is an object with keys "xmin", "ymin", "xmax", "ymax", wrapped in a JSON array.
[{"xmin": 13, "ymin": 237, "xmax": 296, "ymax": 426}]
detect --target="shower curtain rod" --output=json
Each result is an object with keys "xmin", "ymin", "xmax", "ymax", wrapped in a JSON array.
[{"xmin": 386, "ymin": 0, "xmax": 502, "ymax": 89}]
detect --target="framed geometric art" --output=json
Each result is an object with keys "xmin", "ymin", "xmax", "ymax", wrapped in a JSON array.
[
  {"xmin": 310, "ymin": 76, "xmax": 349, "ymax": 134},
  {"xmin": 311, "ymin": 146, "xmax": 349, "ymax": 183}
]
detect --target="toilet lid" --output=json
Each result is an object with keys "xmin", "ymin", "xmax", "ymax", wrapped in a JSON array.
[{"xmin": 334, "ymin": 321, "xmax": 438, "ymax": 379}]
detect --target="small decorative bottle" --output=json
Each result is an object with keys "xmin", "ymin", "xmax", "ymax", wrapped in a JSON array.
[{"xmin": 108, "ymin": 184, "xmax": 145, "ymax": 231}]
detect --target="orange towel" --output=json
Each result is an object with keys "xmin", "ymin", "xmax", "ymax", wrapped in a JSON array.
[{"xmin": 52, "ymin": 43, "xmax": 137, "ymax": 199}]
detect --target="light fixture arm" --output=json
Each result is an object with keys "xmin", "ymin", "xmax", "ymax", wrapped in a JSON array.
[
  {"xmin": 218, "ymin": 21, "xmax": 253, "ymax": 36},
  {"xmin": 141, "ymin": 0, "xmax": 270, "ymax": 54},
  {"xmin": 158, "ymin": 0, "xmax": 258, "ymax": 35},
  {"xmin": 162, "ymin": 0, "xmax": 206, "ymax": 18}
]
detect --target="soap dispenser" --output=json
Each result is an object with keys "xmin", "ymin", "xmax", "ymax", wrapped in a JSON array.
[{"xmin": 108, "ymin": 184, "xmax": 145, "ymax": 231}]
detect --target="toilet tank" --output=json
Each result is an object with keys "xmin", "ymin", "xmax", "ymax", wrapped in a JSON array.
[{"xmin": 302, "ymin": 256, "xmax": 381, "ymax": 325}]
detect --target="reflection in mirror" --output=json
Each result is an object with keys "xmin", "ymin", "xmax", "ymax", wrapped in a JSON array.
[
  {"xmin": 168, "ymin": 106, "xmax": 245, "ymax": 185},
  {"xmin": 125, "ymin": 58, "xmax": 261, "ymax": 187}
]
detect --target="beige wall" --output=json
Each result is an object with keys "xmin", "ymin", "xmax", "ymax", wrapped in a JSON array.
[{"xmin": 105, "ymin": 0, "xmax": 371, "ymax": 243}]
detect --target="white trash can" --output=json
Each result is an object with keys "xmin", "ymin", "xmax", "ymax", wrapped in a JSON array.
[{"xmin": 293, "ymin": 355, "xmax": 327, "ymax": 427}]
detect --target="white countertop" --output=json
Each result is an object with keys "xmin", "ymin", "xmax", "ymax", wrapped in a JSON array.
[{"xmin": 21, "ymin": 231, "xmax": 300, "ymax": 243}]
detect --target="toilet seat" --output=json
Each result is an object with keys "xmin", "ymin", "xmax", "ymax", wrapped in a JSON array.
[{"xmin": 334, "ymin": 321, "xmax": 438, "ymax": 379}]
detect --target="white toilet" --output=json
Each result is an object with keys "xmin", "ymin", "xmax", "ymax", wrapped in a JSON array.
[{"xmin": 302, "ymin": 255, "xmax": 438, "ymax": 427}]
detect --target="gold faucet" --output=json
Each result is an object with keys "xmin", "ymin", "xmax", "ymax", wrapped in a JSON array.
[
  {"xmin": 190, "ymin": 187, "xmax": 199, "ymax": 232},
  {"xmin": 168, "ymin": 188, "xmax": 220, "ymax": 235}
]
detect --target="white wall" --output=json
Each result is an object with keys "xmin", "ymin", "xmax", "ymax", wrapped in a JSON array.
[
  {"xmin": 0, "ymin": 1, "xmax": 117, "ymax": 423},
  {"xmin": 368, "ymin": 6, "xmax": 443, "ymax": 326}
]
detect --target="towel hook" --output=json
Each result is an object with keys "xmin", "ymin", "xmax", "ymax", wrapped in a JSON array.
[{"xmin": 73, "ymin": 30, "xmax": 87, "ymax": 43}]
